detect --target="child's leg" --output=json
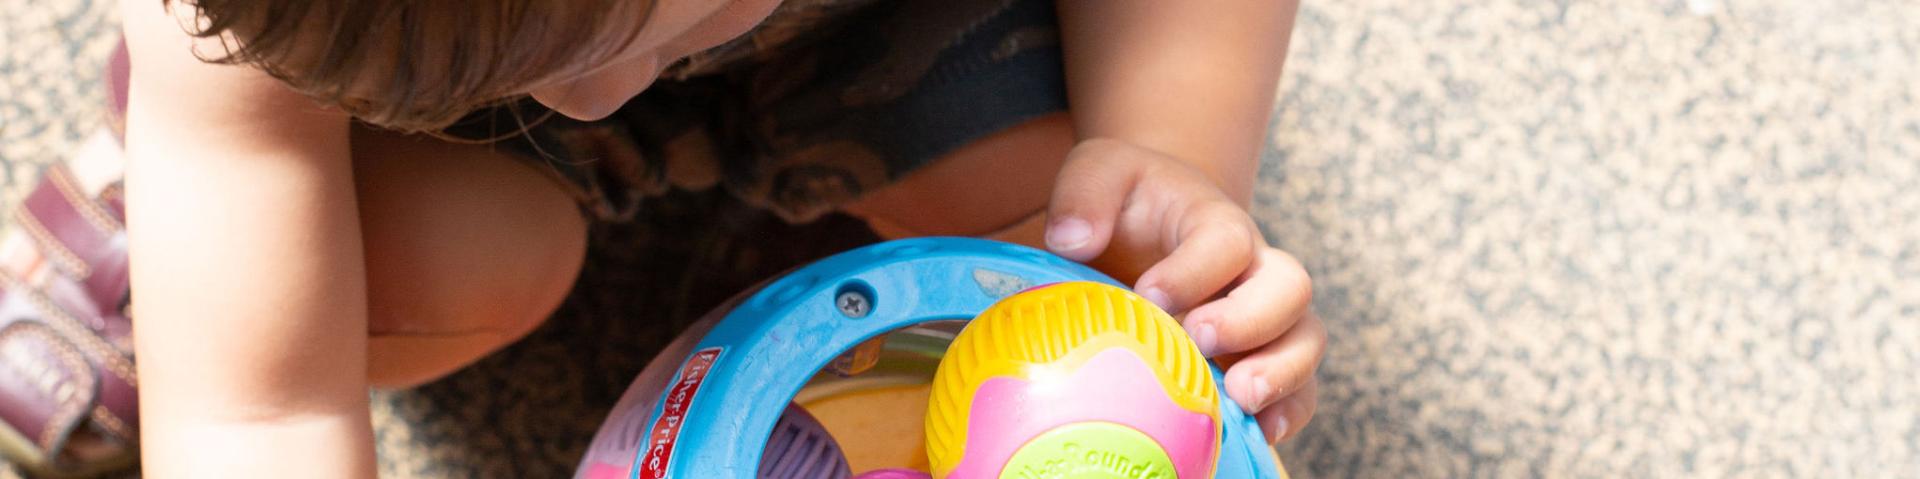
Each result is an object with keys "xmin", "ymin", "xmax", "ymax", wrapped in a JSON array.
[
  {"xmin": 843, "ymin": 113, "xmax": 1073, "ymax": 243},
  {"xmin": 348, "ymin": 125, "xmax": 589, "ymax": 388}
]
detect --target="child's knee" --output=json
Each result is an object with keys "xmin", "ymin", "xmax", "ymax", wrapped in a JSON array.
[
  {"xmin": 365, "ymin": 320, "xmax": 540, "ymax": 389},
  {"xmin": 351, "ymin": 127, "xmax": 589, "ymax": 388},
  {"xmin": 363, "ymin": 267, "xmax": 568, "ymax": 388},
  {"xmin": 358, "ymin": 214, "xmax": 581, "ymax": 387},
  {"xmin": 359, "ymin": 224, "xmax": 581, "ymax": 388},
  {"xmin": 846, "ymin": 112, "xmax": 1075, "ymax": 239}
]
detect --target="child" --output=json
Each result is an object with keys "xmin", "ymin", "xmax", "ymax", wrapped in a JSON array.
[{"xmin": 110, "ymin": 0, "xmax": 1323, "ymax": 475}]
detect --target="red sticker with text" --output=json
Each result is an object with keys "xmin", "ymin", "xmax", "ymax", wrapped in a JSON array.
[{"xmin": 636, "ymin": 347, "xmax": 722, "ymax": 479}]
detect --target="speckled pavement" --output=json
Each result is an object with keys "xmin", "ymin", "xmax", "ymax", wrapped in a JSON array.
[
  {"xmin": 0, "ymin": 0, "xmax": 118, "ymax": 203},
  {"xmin": 1263, "ymin": 1, "xmax": 1918, "ymax": 476},
  {"xmin": 4, "ymin": 0, "xmax": 1917, "ymax": 477}
]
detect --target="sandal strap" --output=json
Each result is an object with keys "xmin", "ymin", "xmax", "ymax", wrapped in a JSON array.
[
  {"xmin": 0, "ymin": 268, "xmax": 137, "ymax": 428},
  {"xmin": 0, "ymin": 312, "xmax": 99, "ymax": 458},
  {"xmin": 28, "ymin": 273, "xmax": 137, "ymax": 433},
  {"xmin": 0, "ymin": 146, "xmax": 140, "ymax": 466},
  {"xmin": 5, "ymin": 165, "xmax": 136, "ymax": 385},
  {"xmin": 0, "ymin": 40, "xmax": 139, "ymax": 474},
  {"xmin": 14, "ymin": 163, "xmax": 128, "ymax": 313}
]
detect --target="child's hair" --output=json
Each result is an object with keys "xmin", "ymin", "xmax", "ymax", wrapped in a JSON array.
[{"xmin": 166, "ymin": 0, "xmax": 654, "ymax": 132}]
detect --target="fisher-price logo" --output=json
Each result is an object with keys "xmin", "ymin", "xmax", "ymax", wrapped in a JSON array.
[{"xmin": 637, "ymin": 348, "xmax": 722, "ymax": 479}]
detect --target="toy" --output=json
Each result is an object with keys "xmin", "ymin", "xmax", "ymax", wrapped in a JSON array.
[
  {"xmin": 923, "ymin": 282, "xmax": 1221, "ymax": 478},
  {"xmin": 573, "ymin": 238, "xmax": 1284, "ymax": 478}
]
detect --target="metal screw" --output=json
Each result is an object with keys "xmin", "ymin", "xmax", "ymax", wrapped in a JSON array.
[{"xmin": 836, "ymin": 290, "xmax": 871, "ymax": 318}]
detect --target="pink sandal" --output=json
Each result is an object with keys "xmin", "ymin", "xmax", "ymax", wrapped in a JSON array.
[{"xmin": 0, "ymin": 39, "xmax": 138, "ymax": 478}]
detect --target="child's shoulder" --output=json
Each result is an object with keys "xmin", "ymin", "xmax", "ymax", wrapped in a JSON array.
[{"xmin": 122, "ymin": 0, "xmax": 351, "ymax": 153}]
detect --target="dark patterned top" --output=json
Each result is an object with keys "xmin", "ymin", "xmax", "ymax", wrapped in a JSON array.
[{"xmin": 664, "ymin": 0, "xmax": 888, "ymax": 79}]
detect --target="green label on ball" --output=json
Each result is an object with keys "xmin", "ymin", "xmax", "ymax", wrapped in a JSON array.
[{"xmin": 1000, "ymin": 422, "xmax": 1178, "ymax": 479}]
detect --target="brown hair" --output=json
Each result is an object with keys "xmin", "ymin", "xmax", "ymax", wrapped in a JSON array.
[{"xmin": 166, "ymin": 0, "xmax": 653, "ymax": 132}]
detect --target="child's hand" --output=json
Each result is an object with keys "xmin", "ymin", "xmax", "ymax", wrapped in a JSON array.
[{"xmin": 1043, "ymin": 139, "xmax": 1324, "ymax": 444}]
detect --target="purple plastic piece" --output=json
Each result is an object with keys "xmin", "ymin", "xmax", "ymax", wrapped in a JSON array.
[
  {"xmin": 760, "ymin": 404, "xmax": 853, "ymax": 479},
  {"xmin": 852, "ymin": 469, "xmax": 933, "ymax": 479}
]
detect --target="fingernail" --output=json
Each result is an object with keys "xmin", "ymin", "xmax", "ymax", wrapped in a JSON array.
[
  {"xmin": 1269, "ymin": 416, "xmax": 1290, "ymax": 444},
  {"xmin": 1046, "ymin": 217, "xmax": 1092, "ymax": 252},
  {"xmin": 1185, "ymin": 321, "xmax": 1219, "ymax": 356},
  {"xmin": 1141, "ymin": 287, "xmax": 1174, "ymax": 312},
  {"xmin": 1229, "ymin": 371, "xmax": 1264, "ymax": 414},
  {"xmin": 1253, "ymin": 377, "xmax": 1273, "ymax": 408}
]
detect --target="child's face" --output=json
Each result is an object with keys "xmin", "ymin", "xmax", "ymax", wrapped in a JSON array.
[{"xmin": 529, "ymin": 0, "xmax": 782, "ymax": 120}]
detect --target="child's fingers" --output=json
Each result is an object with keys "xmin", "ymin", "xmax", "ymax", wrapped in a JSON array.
[
  {"xmin": 1258, "ymin": 377, "xmax": 1319, "ymax": 444},
  {"xmin": 1223, "ymin": 310, "xmax": 1326, "ymax": 414},
  {"xmin": 1132, "ymin": 200, "xmax": 1258, "ymax": 314},
  {"xmin": 1043, "ymin": 139, "xmax": 1148, "ymax": 262},
  {"xmin": 1180, "ymin": 247, "xmax": 1312, "ymax": 356}
]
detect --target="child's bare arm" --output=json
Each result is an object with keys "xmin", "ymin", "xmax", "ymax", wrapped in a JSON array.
[
  {"xmin": 122, "ymin": 0, "xmax": 375, "ymax": 476},
  {"xmin": 1056, "ymin": 0, "xmax": 1299, "ymax": 204},
  {"xmin": 1052, "ymin": 1, "xmax": 1321, "ymax": 443}
]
